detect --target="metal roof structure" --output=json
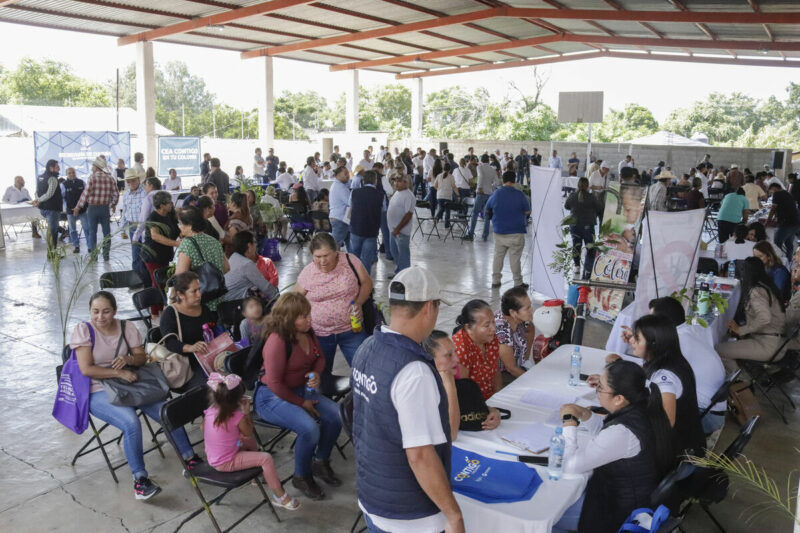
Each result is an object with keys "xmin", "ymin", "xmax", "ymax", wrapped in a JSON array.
[{"xmin": 2, "ymin": 0, "xmax": 799, "ymax": 78}]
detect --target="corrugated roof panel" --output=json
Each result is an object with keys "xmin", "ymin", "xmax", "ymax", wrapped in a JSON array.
[
  {"xmin": 354, "ymin": 37, "xmax": 431, "ymax": 55},
  {"xmin": 263, "ymin": 5, "xmax": 378, "ymax": 32},
  {"xmin": 544, "ymin": 40, "xmax": 598, "ymax": 53},
  {"xmin": 471, "ymin": 18, "xmax": 553, "ymax": 40},
  {"xmin": 0, "ymin": 7, "xmax": 144, "ymax": 34},
  {"xmin": 16, "ymin": 0, "xmax": 183, "ymax": 27},
  {"xmin": 590, "ymin": 20, "xmax": 657, "ymax": 37},
  {"xmin": 99, "ymin": 0, "xmax": 215, "ymax": 18},
  {"xmin": 641, "ymin": 22, "xmax": 712, "ymax": 39},
  {"xmin": 169, "ymin": 31, "xmax": 252, "ymax": 51},
  {"xmin": 436, "ymin": 25, "xmax": 505, "ymax": 45},
  {"xmin": 281, "ymin": 0, "xmax": 426, "ymax": 25},
  {"xmin": 771, "ymin": 24, "xmax": 800, "ymax": 39}
]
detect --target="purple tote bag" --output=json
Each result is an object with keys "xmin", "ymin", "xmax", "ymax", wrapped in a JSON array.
[{"xmin": 52, "ymin": 323, "xmax": 94, "ymax": 434}]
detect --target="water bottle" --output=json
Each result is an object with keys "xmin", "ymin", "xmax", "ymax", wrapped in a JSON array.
[
  {"xmin": 305, "ymin": 372, "xmax": 319, "ymax": 402},
  {"xmin": 202, "ymin": 323, "xmax": 214, "ymax": 344},
  {"xmin": 349, "ymin": 300, "xmax": 363, "ymax": 333},
  {"xmin": 547, "ymin": 427, "xmax": 565, "ymax": 480},
  {"xmin": 569, "ymin": 346, "xmax": 582, "ymax": 386},
  {"xmin": 728, "ymin": 261, "xmax": 736, "ymax": 279},
  {"xmin": 697, "ymin": 279, "xmax": 710, "ymax": 316}
]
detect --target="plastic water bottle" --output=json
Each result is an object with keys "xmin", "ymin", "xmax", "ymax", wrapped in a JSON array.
[
  {"xmin": 569, "ymin": 346, "xmax": 582, "ymax": 386},
  {"xmin": 305, "ymin": 372, "xmax": 319, "ymax": 402},
  {"xmin": 728, "ymin": 261, "xmax": 736, "ymax": 279},
  {"xmin": 202, "ymin": 323, "xmax": 214, "ymax": 344},
  {"xmin": 349, "ymin": 300, "xmax": 363, "ymax": 333},
  {"xmin": 548, "ymin": 427, "xmax": 565, "ymax": 480}
]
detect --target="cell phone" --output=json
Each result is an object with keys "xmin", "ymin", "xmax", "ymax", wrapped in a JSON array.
[
  {"xmin": 589, "ymin": 406, "xmax": 609, "ymax": 415},
  {"xmin": 580, "ymin": 373, "xmax": 589, "ymax": 381},
  {"xmin": 518, "ymin": 455, "xmax": 548, "ymax": 465}
]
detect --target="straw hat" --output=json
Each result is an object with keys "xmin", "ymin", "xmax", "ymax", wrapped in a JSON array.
[
  {"xmin": 92, "ymin": 155, "xmax": 107, "ymax": 170},
  {"xmin": 656, "ymin": 170, "xmax": 677, "ymax": 181}
]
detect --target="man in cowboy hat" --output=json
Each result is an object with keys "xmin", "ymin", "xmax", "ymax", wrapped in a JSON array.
[
  {"xmin": 648, "ymin": 169, "xmax": 675, "ymax": 212},
  {"xmin": 74, "ymin": 155, "xmax": 119, "ymax": 260},
  {"xmin": 120, "ymin": 168, "xmax": 149, "ymax": 284}
]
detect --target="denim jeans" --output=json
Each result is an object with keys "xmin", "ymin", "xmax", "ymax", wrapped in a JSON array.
[
  {"xmin": 413, "ymin": 174, "xmax": 425, "ymax": 197},
  {"xmin": 570, "ymin": 224, "xmax": 596, "ymax": 276},
  {"xmin": 86, "ymin": 204, "xmax": 112, "ymax": 257},
  {"xmin": 317, "ymin": 329, "xmax": 367, "ymax": 373},
  {"xmin": 254, "ymin": 384, "xmax": 342, "ymax": 477},
  {"xmin": 380, "ymin": 211, "xmax": 393, "ymax": 260},
  {"xmin": 425, "ymin": 187, "xmax": 437, "ymax": 217},
  {"xmin": 331, "ymin": 219, "xmax": 350, "ymax": 250},
  {"xmin": 67, "ymin": 212, "xmax": 88, "ymax": 249},
  {"xmin": 774, "ymin": 225, "xmax": 800, "ymax": 258},
  {"xmin": 435, "ymin": 198, "xmax": 453, "ymax": 227},
  {"xmin": 702, "ymin": 411, "xmax": 725, "ymax": 435},
  {"xmin": 467, "ymin": 193, "xmax": 490, "ymax": 239},
  {"xmin": 129, "ymin": 227, "xmax": 150, "ymax": 287},
  {"xmin": 89, "ymin": 390, "xmax": 194, "ymax": 480},
  {"xmin": 350, "ymin": 234, "xmax": 378, "ymax": 275},
  {"xmin": 389, "ymin": 232, "xmax": 411, "ymax": 274},
  {"xmin": 39, "ymin": 208, "xmax": 61, "ymax": 248}
]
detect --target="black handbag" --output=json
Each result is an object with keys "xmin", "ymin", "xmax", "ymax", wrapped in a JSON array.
[
  {"xmin": 456, "ymin": 378, "xmax": 510, "ymax": 431},
  {"xmin": 187, "ymin": 236, "xmax": 227, "ymax": 303},
  {"xmin": 101, "ymin": 321, "xmax": 170, "ymax": 406},
  {"xmin": 344, "ymin": 253, "xmax": 384, "ymax": 336}
]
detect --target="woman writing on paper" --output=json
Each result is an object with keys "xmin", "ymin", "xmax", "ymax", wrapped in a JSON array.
[{"xmin": 552, "ymin": 360, "xmax": 674, "ymax": 533}]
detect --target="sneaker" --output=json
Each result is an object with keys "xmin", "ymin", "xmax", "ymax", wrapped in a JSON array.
[
  {"xmin": 291, "ymin": 475, "xmax": 325, "ymax": 500},
  {"xmin": 73, "ymin": 247, "xmax": 80, "ymax": 254},
  {"xmin": 134, "ymin": 477, "xmax": 161, "ymax": 500},
  {"xmin": 462, "ymin": 235, "xmax": 474, "ymax": 241},
  {"xmin": 182, "ymin": 454, "xmax": 205, "ymax": 478},
  {"xmin": 32, "ymin": 231, "xmax": 42, "ymax": 239},
  {"xmin": 311, "ymin": 459, "xmax": 342, "ymax": 487},
  {"xmin": 270, "ymin": 492, "xmax": 301, "ymax": 511}
]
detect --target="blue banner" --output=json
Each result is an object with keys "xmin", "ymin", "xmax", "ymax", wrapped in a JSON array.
[
  {"xmin": 158, "ymin": 136, "xmax": 201, "ymax": 177},
  {"xmin": 33, "ymin": 131, "xmax": 130, "ymax": 180}
]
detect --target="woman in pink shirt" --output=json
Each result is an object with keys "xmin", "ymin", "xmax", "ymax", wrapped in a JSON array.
[
  {"xmin": 253, "ymin": 292, "xmax": 343, "ymax": 501},
  {"xmin": 295, "ymin": 232, "xmax": 372, "ymax": 373}
]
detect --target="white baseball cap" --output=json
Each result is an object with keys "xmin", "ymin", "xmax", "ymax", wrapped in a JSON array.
[
  {"xmin": 600, "ymin": 160, "xmax": 611, "ymax": 170},
  {"xmin": 389, "ymin": 267, "xmax": 450, "ymax": 304}
]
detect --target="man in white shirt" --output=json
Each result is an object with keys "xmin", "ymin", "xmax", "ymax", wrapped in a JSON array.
[
  {"xmin": 328, "ymin": 166, "xmax": 351, "ymax": 248},
  {"xmin": 345, "ymin": 152, "xmax": 353, "ymax": 173},
  {"xmin": 476, "ymin": 154, "xmax": 498, "ymax": 193},
  {"xmin": 588, "ymin": 161, "xmax": 610, "ymax": 193},
  {"xmin": 358, "ymin": 149, "xmax": 374, "ymax": 171},
  {"xmin": 351, "ymin": 267, "xmax": 464, "ymax": 533},
  {"xmin": 548, "ymin": 150, "xmax": 563, "ymax": 174},
  {"xmin": 302, "ymin": 158, "xmax": 322, "ymax": 202},
  {"xmin": 276, "ymin": 168, "xmax": 296, "ymax": 191},
  {"xmin": 648, "ymin": 172, "xmax": 670, "ymax": 212},
  {"xmin": 163, "ymin": 168, "xmax": 182, "ymax": 191},
  {"xmin": 2, "ymin": 175, "xmax": 31, "ymax": 203},
  {"xmin": 618, "ymin": 155, "xmax": 634, "ymax": 175},
  {"xmin": 696, "ymin": 164, "xmax": 710, "ymax": 198},
  {"xmin": 765, "ymin": 172, "xmax": 785, "ymax": 189},
  {"xmin": 422, "ymin": 148, "xmax": 437, "ymax": 179},
  {"xmin": 321, "ymin": 161, "xmax": 334, "ymax": 180},
  {"xmin": 411, "ymin": 151, "xmax": 425, "ymax": 196},
  {"xmin": 253, "ymin": 147, "xmax": 266, "ymax": 181},
  {"xmin": 377, "ymin": 145, "xmax": 387, "ymax": 162},
  {"xmin": 387, "ymin": 174, "xmax": 416, "ymax": 275},
  {"xmin": 132, "ymin": 152, "xmax": 146, "ymax": 181}
]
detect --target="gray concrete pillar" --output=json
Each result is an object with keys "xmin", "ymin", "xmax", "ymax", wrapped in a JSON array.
[
  {"xmin": 257, "ymin": 56, "xmax": 275, "ymax": 148},
  {"xmin": 135, "ymin": 41, "xmax": 156, "ymax": 168},
  {"xmin": 346, "ymin": 70, "xmax": 359, "ymax": 135},
  {"xmin": 411, "ymin": 77, "xmax": 423, "ymax": 138}
]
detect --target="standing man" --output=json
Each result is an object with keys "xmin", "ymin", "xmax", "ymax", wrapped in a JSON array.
[
  {"xmin": 530, "ymin": 147, "xmax": 542, "ymax": 167},
  {"xmin": 567, "ymin": 152, "xmax": 580, "ymax": 176},
  {"xmin": 358, "ymin": 150, "xmax": 374, "ymax": 171},
  {"xmin": 200, "ymin": 152, "xmax": 211, "ymax": 182},
  {"xmin": 4, "ymin": 175, "xmax": 42, "ymax": 239},
  {"xmin": 132, "ymin": 177, "xmax": 164, "ymax": 242},
  {"xmin": 253, "ymin": 148, "xmax": 266, "ymax": 182},
  {"xmin": 727, "ymin": 164, "xmax": 745, "ymax": 192},
  {"xmin": 351, "ymin": 266, "xmax": 463, "ymax": 533},
  {"xmin": 33, "ymin": 159, "xmax": 63, "ymax": 249},
  {"xmin": 387, "ymin": 174, "xmax": 415, "ymax": 276},
  {"xmin": 266, "ymin": 148, "xmax": 280, "ymax": 182},
  {"xmin": 700, "ymin": 153, "xmax": 713, "ymax": 171},
  {"xmin": 207, "ymin": 158, "xmax": 230, "ymax": 202},
  {"xmin": 465, "ymin": 155, "xmax": 495, "ymax": 242},
  {"xmin": 548, "ymin": 150, "xmax": 563, "ymax": 175},
  {"xmin": 120, "ymin": 169, "xmax": 148, "ymax": 284},
  {"xmin": 330, "ymin": 145, "xmax": 342, "ymax": 163},
  {"xmin": 486, "ymin": 171, "xmax": 531, "ymax": 289},
  {"xmin": 696, "ymin": 163, "xmax": 710, "ymax": 198},
  {"xmin": 75, "ymin": 156, "xmax": 119, "ymax": 261},
  {"xmin": 588, "ymin": 161, "xmax": 611, "ymax": 193},
  {"xmin": 618, "ymin": 154, "xmax": 634, "ymax": 175},
  {"xmin": 349, "ymin": 170, "xmax": 384, "ymax": 275},
  {"xmin": 329, "ymin": 165, "xmax": 351, "ymax": 249},
  {"xmin": 132, "ymin": 152, "xmax": 146, "ymax": 181},
  {"xmin": 422, "ymin": 148, "xmax": 437, "ymax": 181},
  {"xmin": 302, "ymin": 156, "xmax": 322, "ymax": 203},
  {"xmin": 115, "ymin": 158, "xmax": 127, "ymax": 191},
  {"xmin": 62, "ymin": 168, "xmax": 87, "ymax": 253},
  {"xmin": 514, "ymin": 149, "xmax": 528, "ymax": 185}
]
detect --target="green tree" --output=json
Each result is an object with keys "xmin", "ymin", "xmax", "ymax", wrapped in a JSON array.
[
  {"xmin": 663, "ymin": 92, "xmax": 762, "ymax": 145},
  {"xmin": 0, "ymin": 57, "xmax": 110, "ymax": 106},
  {"xmin": 499, "ymin": 105, "xmax": 560, "ymax": 141},
  {"xmin": 274, "ymin": 90, "xmax": 327, "ymax": 130},
  {"xmin": 359, "ymin": 84, "xmax": 411, "ymax": 134}
]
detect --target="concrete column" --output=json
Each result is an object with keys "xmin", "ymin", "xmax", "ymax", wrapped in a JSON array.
[
  {"xmin": 257, "ymin": 56, "xmax": 275, "ymax": 148},
  {"xmin": 135, "ymin": 41, "xmax": 156, "ymax": 168},
  {"xmin": 346, "ymin": 69, "xmax": 359, "ymax": 134},
  {"xmin": 411, "ymin": 77, "xmax": 423, "ymax": 139}
]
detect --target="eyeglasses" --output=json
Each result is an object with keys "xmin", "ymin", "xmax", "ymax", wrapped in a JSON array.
[{"xmin": 596, "ymin": 384, "xmax": 615, "ymax": 395}]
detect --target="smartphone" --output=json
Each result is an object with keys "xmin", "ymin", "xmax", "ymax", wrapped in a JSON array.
[
  {"xmin": 580, "ymin": 373, "xmax": 589, "ymax": 381},
  {"xmin": 518, "ymin": 455, "xmax": 548, "ymax": 465},
  {"xmin": 589, "ymin": 406, "xmax": 609, "ymax": 415}
]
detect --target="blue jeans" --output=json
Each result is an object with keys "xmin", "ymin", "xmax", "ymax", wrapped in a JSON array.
[
  {"xmin": 702, "ymin": 411, "xmax": 725, "ymax": 434},
  {"xmin": 413, "ymin": 174, "xmax": 425, "ymax": 197},
  {"xmin": 129, "ymin": 227, "xmax": 150, "ymax": 287},
  {"xmin": 425, "ymin": 187, "xmax": 437, "ymax": 217},
  {"xmin": 318, "ymin": 329, "xmax": 367, "ymax": 373},
  {"xmin": 571, "ymin": 224, "xmax": 596, "ymax": 276},
  {"xmin": 467, "ymin": 193, "xmax": 490, "ymax": 239},
  {"xmin": 435, "ymin": 197, "xmax": 453, "ymax": 227},
  {"xmin": 254, "ymin": 384, "xmax": 342, "ymax": 477},
  {"xmin": 67, "ymin": 212, "xmax": 88, "ymax": 249},
  {"xmin": 86, "ymin": 205, "xmax": 112, "ymax": 257},
  {"xmin": 331, "ymin": 219, "xmax": 350, "ymax": 249},
  {"xmin": 380, "ymin": 211, "xmax": 393, "ymax": 260},
  {"xmin": 39, "ymin": 208, "xmax": 61, "ymax": 248},
  {"xmin": 389, "ymin": 232, "xmax": 410, "ymax": 274},
  {"xmin": 89, "ymin": 390, "xmax": 193, "ymax": 480},
  {"xmin": 350, "ymin": 234, "xmax": 378, "ymax": 275},
  {"xmin": 774, "ymin": 225, "xmax": 800, "ymax": 258}
]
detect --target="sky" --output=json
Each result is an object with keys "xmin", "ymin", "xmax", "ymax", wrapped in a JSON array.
[{"xmin": 0, "ymin": 21, "xmax": 798, "ymax": 122}]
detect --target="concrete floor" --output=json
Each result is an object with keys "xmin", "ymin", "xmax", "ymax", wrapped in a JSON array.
[{"xmin": 0, "ymin": 220, "xmax": 798, "ymax": 533}]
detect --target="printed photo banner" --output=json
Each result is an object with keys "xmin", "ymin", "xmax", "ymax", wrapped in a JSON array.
[{"xmin": 33, "ymin": 131, "xmax": 131, "ymax": 179}]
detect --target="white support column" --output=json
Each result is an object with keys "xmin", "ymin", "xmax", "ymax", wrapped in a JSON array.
[
  {"xmin": 135, "ymin": 41, "xmax": 156, "ymax": 168},
  {"xmin": 411, "ymin": 77, "xmax": 423, "ymax": 139},
  {"xmin": 257, "ymin": 56, "xmax": 275, "ymax": 148},
  {"xmin": 346, "ymin": 69, "xmax": 359, "ymax": 135}
]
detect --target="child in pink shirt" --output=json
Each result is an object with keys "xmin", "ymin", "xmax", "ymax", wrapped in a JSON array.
[{"xmin": 203, "ymin": 372, "xmax": 299, "ymax": 510}]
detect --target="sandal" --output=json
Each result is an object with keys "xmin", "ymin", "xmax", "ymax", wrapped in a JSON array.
[{"xmin": 270, "ymin": 492, "xmax": 300, "ymax": 511}]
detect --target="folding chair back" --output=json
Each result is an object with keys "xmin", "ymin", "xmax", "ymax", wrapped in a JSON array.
[
  {"xmin": 153, "ymin": 266, "xmax": 170, "ymax": 289},
  {"xmin": 700, "ymin": 369, "xmax": 741, "ymax": 420},
  {"xmin": 309, "ymin": 210, "xmax": 331, "ymax": 232},
  {"xmin": 696, "ymin": 258, "xmax": 719, "ymax": 276},
  {"xmin": 146, "ymin": 326, "xmax": 163, "ymax": 344},
  {"xmin": 721, "ymin": 415, "xmax": 759, "ymax": 460},
  {"xmin": 339, "ymin": 392, "xmax": 354, "ymax": 439},
  {"xmin": 132, "ymin": 287, "xmax": 165, "ymax": 328},
  {"xmin": 217, "ymin": 299, "xmax": 244, "ymax": 341},
  {"xmin": 99, "ymin": 270, "xmax": 144, "ymax": 290}
]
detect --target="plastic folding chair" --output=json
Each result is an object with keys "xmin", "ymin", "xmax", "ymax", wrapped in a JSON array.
[
  {"xmin": 131, "ymin": 287, "xmax": 166, "ymax": 329},
  {"xmin": 99, "ymin": 270, "xmax": 144, "ymax": 291},
  {"xmin": 442, "ymin": 200, "xmax": 470, "ymax": 243},
  {"xmin": 412, "ymin": 200, "xmax": 440, "ymax": 241},
  {"xmin": 160, "ymin": 387, "xmax": 280, "ymax": 533},
  {"xmin": 217, "ymin": 299, "xmax": 244, "ymax": 341}
]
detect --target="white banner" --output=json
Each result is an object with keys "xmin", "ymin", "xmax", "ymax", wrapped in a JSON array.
[
  {"xmin": 529, "ymin": 165, "xmax": 566, "ymax": 300},
  {"xmin": 634, "ymin": 209, "xmax": 705, "ymax": 318}
]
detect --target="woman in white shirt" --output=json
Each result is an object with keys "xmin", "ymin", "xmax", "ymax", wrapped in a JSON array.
[
  {"xmin": 433, "ymin": 163, "xmax": 459, "ymax": 228},
  {"xmin": 453, "ymin": 158, "xmax": 472, "ymax": 199},
  {"xmin": 553, "ymin": 360, "xmax": 674, "ymax": 533}
]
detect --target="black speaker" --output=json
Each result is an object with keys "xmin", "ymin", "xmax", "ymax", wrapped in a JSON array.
[
  {"xmin": 771, "ymin": 150, "xmax": 784, "ymax": 170},
  {"xmin": 439, "ymin": 142, "xmax": 448, "ymax": 154}
]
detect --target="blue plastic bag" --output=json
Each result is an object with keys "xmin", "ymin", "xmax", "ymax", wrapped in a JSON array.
[
  {"xmin": 451, "ymin": 447, "xmax": 543, "ymax": 504},
  {"xmin": 618, "ymin": 505, "xmax": 671, "ymax": 533}
]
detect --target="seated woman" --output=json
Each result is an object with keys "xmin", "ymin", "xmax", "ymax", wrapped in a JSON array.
[
  {"xmin": 311, "ymin": 188, "xmax": 331, "ymax": 232},
  {"xmin": 685, "ymin": 177, "xmax": 706, "ymax": 210},
  {"xmin": 452, "ymin": 300, "xmax": 502, "ymax": 401},
  {"xmin": 495, "ymin": 287, "xmax": 536, "ymax": 382},
  {"xmin": 175, "ymin": 206, "xmax": 230, "ymax": 312},
  {"xmin": 261, "ymin": 186, "xmax": 288, "ymax": 241},
  {"xmin": 747, "ymin": 221, "xmax": 786, "ymax": 263},
  {"xmin": 254, "ymin": 292, "xmax": 342, "ymax": 501},
  {"xmin": 159, "ymin": 272, "xmax": 215, "ymax": 390},
  {"xmin": 197, "ymin": 195, "xmax": 224, "ymax": 241},
  {"xmin": 72, "ymin": 291, "xmax": 201, "ymax": 500},
  {"xmin": 553, "ymin": 361, "xmax": 674, "ymax": 533},
  {"xmin": 222, "ymin": 231, "xmax": 278, "ymax": 304},
  {"xmin": 223, "ymin": 191, "xmax": 253, "ymax": 256},
  {"xmin": 717, "ymin": 256, "xmax": 786, "ymax": 372},
  {"xmin": 753, "ymin": 240, "xmax": 790, "ymax": 303},
  {"xmin": 245, "ymin": 189, "xmax": 266, "ymax": 239}
]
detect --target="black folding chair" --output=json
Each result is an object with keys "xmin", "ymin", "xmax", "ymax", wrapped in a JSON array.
[
  {"xmin": 145, "ymin": 326, "xmax": 163, "ymax": 344},
  {"xmin": 59, "ymin": 345, "xmax": 164, "ymax": 483},
  {"xmin": 738, "ymin": 323, "xmax": 800, "ymax": 424},
  {"xmin": 309, "ymin": 210, "xmax": 332, "ymax": 234},
  {"xmin": 153, "ymin": 266, "xmax": 170, "ymax": 289},
  {"xmin": 99, "ymin": 270, "xmax": 144, "ymax": 291},
  {"xmin": 321, "ymin": 374, "xmax": 352, "ymax": 460},
  {"xmin": 442, "ymin": 200, "xmax": 470, "ymax": 243},
  {"xmin": 696, "ymin": 257, "xmax": 719, "ymax": 276},
  {"xmin": 412, "ymin": 200, "xmax": 440, "ymax": 241},
  {"xmin": 132, "ymin": 287, "xmax": 166, "ymax": 329},
  {"xmin": 700, "ymin": 369, "xmax": 741, "ymax": 423},
  {"xmin": 217, "ymin": 299, "xmax": 244, "ymax": 341},
  {"xmin": 160, "ymin": 387, "xmax": 280, "ymax": 533}
]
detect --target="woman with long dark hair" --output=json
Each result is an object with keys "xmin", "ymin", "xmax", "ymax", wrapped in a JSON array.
[
  {"xmin": 627, "ymin": 314, "xmax": 705, "ymax": 457},
  {"xmin": 753, "ymin": 240, "xmax": 791, "ymax": 302},
  {"xmin": 553, "ymin": 360, "xmax": 674, "ymax": 533},
  {"xmin": 565, "ymin": 177, "xmax": 602, "ymax": 279},
  {"xmin": 767, "ymin": 187, "xmax": 800, "ymax": 257},
  {"xmin": 718, "ymin": 256, "xmax": 787, "ymax": 372},
  {"xmin": 425, "ymin": 158, "xmax": 443, "ymax": 218}
]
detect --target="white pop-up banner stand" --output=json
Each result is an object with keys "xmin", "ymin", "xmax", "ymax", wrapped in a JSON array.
[{"xmin": 529, "ymin": 165, "xmax": 567, "ymax": 300}]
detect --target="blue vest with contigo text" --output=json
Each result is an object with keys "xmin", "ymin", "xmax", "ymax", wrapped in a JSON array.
[{"xmin": 350, "ymin": 329, "xmax": 452, "ymax": 520}]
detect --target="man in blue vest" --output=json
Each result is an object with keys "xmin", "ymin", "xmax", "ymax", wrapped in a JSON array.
[
  {"xmin": 351, "ymin": 267, "xmax": 464, "ymax": 533},
  {"xmin": 33, "ymin": 159, "xmax": 63, "ymax": 249}
]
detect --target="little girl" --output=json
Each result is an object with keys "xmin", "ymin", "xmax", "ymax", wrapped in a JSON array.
[
  {"xmin": 203, "ymin": 372, "xmax": 299, "ymax": 510},
  {"xmin": 239, "ymin": 297, "xmax": 265, "ymax": 347}
]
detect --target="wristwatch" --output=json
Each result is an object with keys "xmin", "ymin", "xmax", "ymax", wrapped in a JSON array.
[{"xmin": 562, "ymin": 414, "xmax": 581, "ymax": 426}]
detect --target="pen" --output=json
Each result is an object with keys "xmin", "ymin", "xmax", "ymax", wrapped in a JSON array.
[{"xmin": 494, "ymin": 450, "xmax": 518, "ymax": 457}]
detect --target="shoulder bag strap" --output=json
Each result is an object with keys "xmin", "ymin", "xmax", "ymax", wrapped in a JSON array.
[
  {"xmin": 187, "ymin": 236, "xmax": 207, "ymax": 263},
  {"xmin": 344, "ymin": 253, "xmax": 362, "ymax": 288},
  {"xmin": 85, "ymin": 321, "xmax": 96, "ymax": 349},
  {"xmin": 113, "ymin": 320, "xmax": 128, "ymax": 358},
  {"xmin": 168, "ymin": 305, "xmax": 183, "ymax": 342}
]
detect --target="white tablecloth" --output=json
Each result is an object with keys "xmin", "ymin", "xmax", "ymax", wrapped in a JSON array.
[
  {"xmin": 454, "ymin": 344, "xmax": 620, "ymax": 533},
  {"xmin": 606, "ymin": 278, "xmax": 741, "ymax": 355},
  {"xmin": 0, "ymin": 203, "xmax": 41, "ymax": 225},
  {"xmin": 562, "ymin": 176, "xmax": 579, "ymax": 190}
]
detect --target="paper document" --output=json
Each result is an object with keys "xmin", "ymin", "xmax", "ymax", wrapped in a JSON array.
[
  {"xmin": 520, "ymin": 389, "xmax": 577, "ymax": 410},
  {"xmin": 500, "ymin": 423, "xmax": 552, "ymax": 454}
]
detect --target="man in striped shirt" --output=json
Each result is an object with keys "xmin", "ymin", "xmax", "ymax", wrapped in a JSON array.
[
  {"xmin": 75, "ymin": 156, "xmax": 119, "ymax": 260},
  {"xmin": 120, "ymin": 169, "xmax": 148, "ymax": 284}
]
